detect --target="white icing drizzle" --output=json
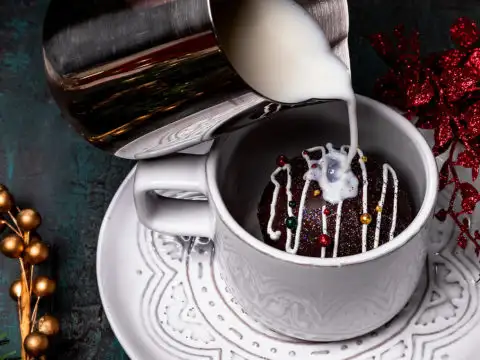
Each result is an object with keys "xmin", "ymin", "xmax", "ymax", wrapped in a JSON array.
[
  {"xmin": 357, "ymin": 149, "xmax": 369, "ymax": 253},
  {"xmin": 287, "ymin": 146, "xmax": 325, "ymax": 254},
  {"xmin": 333, "ymin": 201, "xmax": 343, "ymax": 258},
  {"xmin": 267, "ymin": 164, "xmax": 293, "ymax": 241},
  {"xmin": 266, "ymin": 145, "xmax": 400, "ymax": 257},
  {"xmin": 321, "ymin": 205, "xmax": 327, "ymax": 258},
  {"xmin": 374, "ymin": 164, "xmax": 399, "ymax": 249},
  {"xmin": 289, "ymin": 177, "xmax": 310, "ymax": 254},
  {"xmin": 341, "ymin": 146, "xmax": 368, "ymax": 253}
]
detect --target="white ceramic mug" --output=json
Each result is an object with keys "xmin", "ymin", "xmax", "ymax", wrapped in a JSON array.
[{"xmin": 134, "ymin": 95, "xmax": 438, "ymax": 341}]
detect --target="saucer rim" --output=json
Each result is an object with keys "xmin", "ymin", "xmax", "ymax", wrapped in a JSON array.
[{"xmin": 96, "ymin": 166, "xmax": 159, "ymax": 360}]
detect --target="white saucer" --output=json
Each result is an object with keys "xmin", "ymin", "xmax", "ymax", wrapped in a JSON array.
[{"xmin": 97, "ymin": 168, "xmax": 480, "ymax": 360}]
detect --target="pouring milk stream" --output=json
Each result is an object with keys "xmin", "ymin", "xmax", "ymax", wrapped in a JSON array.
[{"xmin": 216, "ymin": 0, "xmax": 359, "ymax": 204}]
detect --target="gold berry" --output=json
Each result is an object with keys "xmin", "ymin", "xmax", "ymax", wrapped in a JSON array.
[
  {"xmin": 24, "ymin": 332, "xmax": 49, "ymax": 357},
  {"xmin": 376, "ymin": 205, "xmax": 383, "ymax": 213},
  {"xmin": 313, "ymin": 189, "xmax": 321, "ymax": 197},
  {"xmin": 9, "ymin": 279, "xmax": 23, "ymax": 300},
  {"xmin": 38, "ymin": 315, "xmax": 60, "ymax": 336},
  {"xmin": 361, "ymin": 156, "xmax": 368, "ymax": 163},
  {"xmin": 0, "ymin": 234, "xmax": 24, "ymax": 258},
  {"xmin": 0, "ymin": 220, "xmax": 6, "ymax": 233},
  {"xmin": 0, "ymin": 190, "xmax": 14, "ymax": 213},
  {"xmin": 24, "ymin": 241, "xmax": 49, "ymax": 264},
  {"xmin": 16, "ymin": 209, "xmax": 42, "ymax": 231},
  {"xmin": 33, "ymin": 276, "xmax": 56, "ymax": 297},
  {"xmin": 360, "ymin": 213, "xmax": 372, "ymax": 225}
]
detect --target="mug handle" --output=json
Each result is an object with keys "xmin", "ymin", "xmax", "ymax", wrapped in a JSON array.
[{"xmin": 133, "ymin": 155, "xmax": 215, "ymax": 238}]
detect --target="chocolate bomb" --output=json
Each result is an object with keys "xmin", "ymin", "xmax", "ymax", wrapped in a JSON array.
[{"xmin": 257, "ymin": 149, "xmax": 415, "ymax": 258}]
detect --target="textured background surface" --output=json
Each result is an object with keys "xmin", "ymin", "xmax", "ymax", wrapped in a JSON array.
[
  {"xmin": 0, "ymin": 0, "xmax": 478, "ymax": 359},
  {"xmin": 0, "ymin": 0, "xmax": 132, "ymax": 358}
]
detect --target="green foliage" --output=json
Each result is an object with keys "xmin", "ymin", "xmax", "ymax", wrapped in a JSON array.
[{"xmin": 0, "ymin": 333, "xmax": 17, "ymax": 360}]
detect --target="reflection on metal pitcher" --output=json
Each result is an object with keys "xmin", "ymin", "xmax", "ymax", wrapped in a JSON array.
[{"xmin": 43, "ymin": 0, "xmax": 350, "ymax": 159}]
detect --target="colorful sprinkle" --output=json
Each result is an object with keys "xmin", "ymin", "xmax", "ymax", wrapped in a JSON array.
[
  {"xmin": 285, "ymin": 216, "xmax": 297, "ymax": 230},
  {"xmin": 276, "ymin": 155, "xmax": 288, "ymax": 167},
  {"xmin": 318, "ymin": 234, "xmax": 332, "ymax": 247},
  {"xmin": 360, "ymin": 213, "xmax": 372, "ymax": 225}
]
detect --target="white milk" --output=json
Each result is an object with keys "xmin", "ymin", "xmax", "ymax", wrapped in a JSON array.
[{"xmin": 216, "ymin": 0, "xmax": 358, "ymax": 203}]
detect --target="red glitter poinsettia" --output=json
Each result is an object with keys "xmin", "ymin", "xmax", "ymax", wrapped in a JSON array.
[{"xmin": 370, "ymin": 17, "xmax": 480, "ymax": 253}]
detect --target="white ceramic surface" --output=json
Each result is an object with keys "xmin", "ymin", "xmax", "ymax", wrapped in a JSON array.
[
  {"xmin": 97, "ymin": 168, "xmax": 480, "ymax": 360},
  {"xmin": 133, "ymin": 96, "xmax": 438, "ymax": 341}
]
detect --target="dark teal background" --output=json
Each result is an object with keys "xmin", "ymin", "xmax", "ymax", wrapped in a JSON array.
[
  {"xmin": 0, "ymin": 0, "xmax": 132, "ymax": 358},
  {"xmin": 0, "ymin": 0, "xmax": 478, "ymax": 359}
]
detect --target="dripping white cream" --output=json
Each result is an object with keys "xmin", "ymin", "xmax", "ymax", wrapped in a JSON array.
[{"xmin": 217, "ymin": 0, "xmax": 359, "ymax": 203}]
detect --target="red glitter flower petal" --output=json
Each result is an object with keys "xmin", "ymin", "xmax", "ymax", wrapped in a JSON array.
[
  {"xmin": 460, "ymin": 182, "xmax": 480, "ymax": 213},
  {"xmin": 406, "ymin": 80, "xmax": 435, "ymax": 107},
  {"xmin": 439, "ymin": 162, "xmax": 450, "ymax": 191},
  {"xmin": 458, "ymin": 234, "xmax": 468, "ymax": 249},
  {"xmin": 466, "ymin": 48, "xmax": 480, "ymax": 74},
  {"xmin": 465, "ymin": 103, "xmax": 480, "ymax": 138},
  {"xmin": 473, "ymin": 167, "xmax": 480, "ymax": 182},
  {"xmin": 439, "ymin": 49, "xmax": 467, "ymax": 69},
  {"xmin": 450, "ymin": 17, "xmax": 480, "ymax": 49},
  {"xmin": 435, "ymin": 120, "xmax": 454, "ymax": 148},
  {"xmin": 455, "ymin": 150, "xmax": 479, "ymax": 169},
  {"xmin": 370, "ymin": 18, "xmax": 480, "ymax": 253},
  {"xmin": 462, "ymin": 197, "xmax": 480, "ymax": 214},
  {"xmin": 460, "ymin": 182, "xmax": 479, "ymax": 198},
  {"xmin": 370, "ymin": 32, "xmax": 393, "ymax": 59},
  {"xmin": 440, "ymin": 67, "xmax": 478, "ymax": 102},
  {"xmin": 468, "ymin": 117, "xmax": 480, "ymax": 138}
]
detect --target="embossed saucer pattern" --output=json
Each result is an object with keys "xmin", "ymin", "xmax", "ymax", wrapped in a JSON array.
[{"xmin": 97, "ymin": 168, "xmax": 480, "ymax": 360}]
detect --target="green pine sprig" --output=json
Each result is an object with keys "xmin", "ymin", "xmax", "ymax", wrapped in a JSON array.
[{"xmin": 0, "ymin": 333, "xmax": 18, "ymax": 360}]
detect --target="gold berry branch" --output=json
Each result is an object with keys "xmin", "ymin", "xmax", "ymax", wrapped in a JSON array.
[{"xmin": 0, "ymin": 185, "xmax": 59, "ymax": 360}]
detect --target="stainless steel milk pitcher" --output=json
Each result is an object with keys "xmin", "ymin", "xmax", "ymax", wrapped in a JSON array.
[{"xmin": 43, "ymin": 0, "xmax": 350, "ymax": 159}]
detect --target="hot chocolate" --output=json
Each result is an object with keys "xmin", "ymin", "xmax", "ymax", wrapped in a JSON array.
[{"xmin": 257, "ymin": 145, "xmax": 415, "ymax": 258}]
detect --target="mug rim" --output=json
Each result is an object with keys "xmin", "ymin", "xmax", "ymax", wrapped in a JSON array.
[{"xmin": 206, "ymin": 94, "xmax": 438, "ymax": 267}]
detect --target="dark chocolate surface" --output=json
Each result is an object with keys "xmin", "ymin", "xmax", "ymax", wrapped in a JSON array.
[{"xmin": 257, "ymin": 151, "xmax": 415, "ymax": 257}]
